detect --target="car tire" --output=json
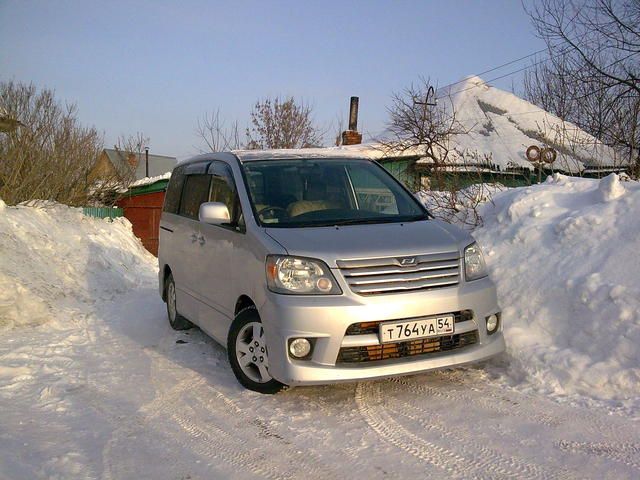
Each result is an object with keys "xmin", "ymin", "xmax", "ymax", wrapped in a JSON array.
[
  {"xmin": 227, "ymin": 306, "xmax": 287, "ymax": 394},
  {"xmin": 165, "ymin": 273, "xmax": 193, "ymax": 330}
]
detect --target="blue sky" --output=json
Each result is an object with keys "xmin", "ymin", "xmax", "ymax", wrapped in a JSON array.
[{"xmin": 0, "ymin": 0, "xmax": 545, "ymax": 158}]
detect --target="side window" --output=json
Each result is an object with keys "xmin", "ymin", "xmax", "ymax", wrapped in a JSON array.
[
  {"xmin": 347, "ymin": 165, "xmax": 399, "ymax": 214},
  {"xmin": 209, "ymin": 161, "xmax": 242, "ymax": 226},
  {"xmin": 178, "ymin": 174, "xmax": 211, "ymax": 220},
  {"xmin": 163, "ymin": 165, "xmax": 186, "ymax": 214}
]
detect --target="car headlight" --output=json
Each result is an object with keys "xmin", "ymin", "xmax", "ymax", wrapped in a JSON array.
[
  {"xmin": 464, "ymin": 243, "xmax": 488, "ymax": 281},
  {"xmin": 266, "ymin": 255, "xmax": 342, "ymax": 295}
]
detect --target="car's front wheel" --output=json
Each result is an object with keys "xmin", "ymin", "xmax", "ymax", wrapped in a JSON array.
[{"xmin": 227, "ymin": 307, "xmax": 287, "ymax": 394}]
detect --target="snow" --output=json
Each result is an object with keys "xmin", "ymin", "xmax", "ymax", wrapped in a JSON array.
[
  {"xmin": 233, "ymin": 76, "xmax": 626, "ymax": 176},
  {"xmin": 0, "ymin": 203, "xmax": 156, "ymax": 329},
  {"xmin": 1, "ymin": 191, "xmax": 640, "ymax": 479},
  {"xmin": 128, "ymin": 171, "xmax": 171, "ymax": 189},
  {"xmin": 437, "ymin": 76, "xmax": 624, "ymax": 173},
  {"xmin": 469, "ymin": 174, "xmax": 640, "ymax": 410}
]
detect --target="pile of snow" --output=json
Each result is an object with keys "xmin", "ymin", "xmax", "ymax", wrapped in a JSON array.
[
  {"xmin": 473, "ymin": 174, "xmax": 640, "ymax": 409},
  {"xmin": 0, "ymin": 201, "xmax": 157, "ymax": 329}
]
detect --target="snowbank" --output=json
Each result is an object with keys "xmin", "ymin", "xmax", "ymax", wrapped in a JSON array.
[
  {"xmin": 0, "ymin": 201, "xmax": 157, "ymax": 329},
  {"xmin": 473, "ymin": 174, "xmax": 640, "ymax": 408}
]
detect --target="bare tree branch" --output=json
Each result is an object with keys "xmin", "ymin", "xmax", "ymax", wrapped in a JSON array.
[
  {"xmin": 245, "ymin": 97, "xmax": 323, "ymax": 149},
  {"xmin": 0, "ymin": 81, "xmax": 103, "ymax": 206}
]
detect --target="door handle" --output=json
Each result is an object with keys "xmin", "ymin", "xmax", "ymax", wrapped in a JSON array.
[
  {"xmin": 198, "ymin": 235, "xmax": 205, "ymax": 246},
  {"xmin": 190, "ymin": 233, "xmax": 198, "ymax": 243}
]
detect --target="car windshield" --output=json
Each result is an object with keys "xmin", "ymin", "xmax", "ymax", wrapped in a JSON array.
[{"xmin": 241, "ymin": 158, "xmax": 429, "ymax": 228}]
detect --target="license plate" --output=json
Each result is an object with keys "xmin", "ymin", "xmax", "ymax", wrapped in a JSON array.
[{"xmin": 379, "ymin": 315, "xmax": 454, "ymax": 343}]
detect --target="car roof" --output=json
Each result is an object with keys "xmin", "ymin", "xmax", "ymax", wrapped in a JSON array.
[
  {"xmin": 176, "ymin": 148, "xmax": 376, "ymax": 167},
  {"xmin": 231, "ymin": 148, "xmax": 372, "ymax": 163}
]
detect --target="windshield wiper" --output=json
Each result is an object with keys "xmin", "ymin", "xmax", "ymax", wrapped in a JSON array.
[{"xmin": 334, "ymin": 213, "xmax": 431, "ymax": 226}]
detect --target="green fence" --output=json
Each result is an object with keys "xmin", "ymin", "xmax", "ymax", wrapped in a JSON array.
[{"xmin": 82, "ymin": 206, "xmax": 124, "ymax": 219}]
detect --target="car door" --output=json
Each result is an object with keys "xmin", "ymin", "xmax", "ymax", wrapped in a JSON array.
[
  {"xmin": 193, "ymin": 160, "xmax": 244, "ymax": 342},
  {"xmin": 173, "ymin": 165, "xmax": 211, "ymax": 323}
]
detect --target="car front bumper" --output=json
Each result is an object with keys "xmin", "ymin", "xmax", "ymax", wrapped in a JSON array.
[{"xmin": 259, "ymin": 275, "xmax": 505, "ymax": 386}]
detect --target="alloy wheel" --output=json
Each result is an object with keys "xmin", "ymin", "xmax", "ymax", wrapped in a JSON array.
[{"xmin": 235, "ymin": 321, "xmax": 272, "ymax": 383}]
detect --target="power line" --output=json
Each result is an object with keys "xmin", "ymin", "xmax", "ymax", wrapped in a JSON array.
[
  {"xmin": 438, "ymin": 33, "xmax": 600, "ymax": 99},
  {"xmin": 437, "ymin": 47, "xmax": 550, "ymax": 92}
]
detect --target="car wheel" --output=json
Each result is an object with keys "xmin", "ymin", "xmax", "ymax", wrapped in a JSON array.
[
  {"xmin": 165, "ymin": 273, "xmax": 193, "ymax": 330},
  {"xmin": 227, "ymin": 307, "xmax": 287, "ymax": 394}
]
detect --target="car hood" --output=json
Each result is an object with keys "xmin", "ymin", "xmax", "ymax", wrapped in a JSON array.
[{"xmin": 264, "ymin": 219, "xmax": 472, "ymax": 267}]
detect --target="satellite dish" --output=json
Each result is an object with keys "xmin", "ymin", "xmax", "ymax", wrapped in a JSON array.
[
  {"xmin": 541, "ymin": 147, "xmax": 557, "ymax": 164},
  {"xmin": 526, "ymin": 145, "xmax": 541, "ymax": 163}
]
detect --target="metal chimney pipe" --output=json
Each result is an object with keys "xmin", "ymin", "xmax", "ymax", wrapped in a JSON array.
[
  {"xmin": 348, "ymin": 96, "xmax": 359, "ymax": 131},
  {"xmin": 145, "ymin": 147, "xmax": 149, "ymax": 178}
]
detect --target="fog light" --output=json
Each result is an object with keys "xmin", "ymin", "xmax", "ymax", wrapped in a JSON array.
[
  {"xmin": 289, "ymin": 338, "xmax": 311, "ymax": 358},
  {"xmin": 486, "ymin": 314, "xmax": 499, "ymax": 333}
]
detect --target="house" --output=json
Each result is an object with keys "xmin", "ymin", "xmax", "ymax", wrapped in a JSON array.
[
  {"xmin": 89, "ymin": 148, "xmax": 177, "ymax": 184},
  {"xmin": 326, "ymin": 78, "xmax": 631, "ymax": 190}
]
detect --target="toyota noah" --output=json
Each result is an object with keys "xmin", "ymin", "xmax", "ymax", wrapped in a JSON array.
[{"xmin": 158, "ymin": 151, "xmax": 505, "ymax": 393}]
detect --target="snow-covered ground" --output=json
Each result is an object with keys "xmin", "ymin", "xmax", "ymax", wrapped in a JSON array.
[{"xmin": 1, "ymin": 183, "xmax": 639, "ymax": 479}]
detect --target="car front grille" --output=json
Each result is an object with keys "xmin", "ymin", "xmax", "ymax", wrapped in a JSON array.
[
  {"xmin": 337, "ymin": 252, "xmax": 460, "ymax": 295},
  {"xmin": 344, "ymin": 311, "xmax": 474, "ymax": 335},
  {"xmin": 336, "ymin": 330, "xmax": 479, "ymax": 364}
]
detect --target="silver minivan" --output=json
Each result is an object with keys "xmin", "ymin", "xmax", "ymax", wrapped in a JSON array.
[{"xmin": 158, "ymin": 151, "xmax": 505, "ymax": 393}]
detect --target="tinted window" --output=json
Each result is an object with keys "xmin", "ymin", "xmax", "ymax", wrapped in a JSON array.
[
  {"xmin": 209, "ymin": 162, "xmax": 241, "ymax": 225},
  {"xmin": 178, "ymin": 174, "xmax": 211, "ymax": 220},
  {"xmin": 163, "ymin": 165, "xmax": 186, "ymax": 214}
]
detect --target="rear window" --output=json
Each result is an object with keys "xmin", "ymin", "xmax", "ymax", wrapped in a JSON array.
[{"xmin": 163, "ymin": 165, "xmax": 186, "ymax": 214}]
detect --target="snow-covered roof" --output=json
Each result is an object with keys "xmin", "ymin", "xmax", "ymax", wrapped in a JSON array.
[
  {"xmin": 434, "ymin": 76, "xmax": 625, "ymax": 173},
  {"xmin": 128, "ymin": 171, "xmax": 171, "ymax": 188}
]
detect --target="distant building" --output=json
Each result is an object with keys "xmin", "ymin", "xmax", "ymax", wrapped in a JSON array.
[{"xmin": 89, "ymin": 148, "xmax": 177, "ymax": 183}]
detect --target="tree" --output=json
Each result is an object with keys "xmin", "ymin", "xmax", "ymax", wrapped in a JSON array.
[
  {"xmin": 245, "ymin": 97, "xmax": 322, "ymax": 149},
  {"xmin": 382, "ymin": 78, "xmax": 495, "ymax": 227},
  {"xmin": 524, "ymin": 0, "xmax": 640, "ymax": 177},
  {"xmin": 113, "ymin": 131, "xmax": 150, "ymax": 182},
  {"xmin": 382, "ymin": 78, "xmax": 469, "ymax": 186},
  {"xmin": 195, "ymin": 109, "xmax": 241, "ymax": 152},
  {"xmin": 0, "ymin": 81, "xmax": 103, "ymax": 205}
]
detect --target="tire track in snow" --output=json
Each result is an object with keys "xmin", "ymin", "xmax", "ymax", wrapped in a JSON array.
[
  {"xmin": 391, "ymin": 376, "xmax": 559, "ymax": 428},
  {"xmin": 285, "ymin": 386, "xmax": 401, "ymax": 477},
  {"xmin": 103, "ymin": 349, "xmax": 344, "ymax": 480},
  {"xmin": 188, "ymin": 385, "xmax": 346, "ymax": 480},
  {"xmin": 433, "ymin": 369, "xmax": 638, "ymax": 441},
  {"xmin": 100, "ymin": 374, "xmax": 200, "ymax": 480},
  {"xmin": 557, "ymin": 440, "xmax": 640, "ymax": 472},
  {"xmin": 356, "ymin": 381, "xmax": 508, "ymax": 480},
  {"xmin": 386, "ymin": 392, "xmax": 576, "ymax": 480}
]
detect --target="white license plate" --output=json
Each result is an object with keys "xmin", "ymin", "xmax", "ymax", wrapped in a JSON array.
[{"xmin": 379, "ymin": 315, "xmax": 455, "ymax": 343}]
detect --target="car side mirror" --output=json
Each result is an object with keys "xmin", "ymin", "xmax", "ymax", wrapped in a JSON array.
[{"xmin": 199, "ymin": 202, "xmax": 230, "ymax": 225}]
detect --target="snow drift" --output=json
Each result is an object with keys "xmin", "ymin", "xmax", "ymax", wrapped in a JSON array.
[
  {"xmin": 0, "ymin": 200, "xmax": 157, "ymax": 329},
  {"xmin": 472, "ymin": 174, "xmax": 640, "ymax": 408}
]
